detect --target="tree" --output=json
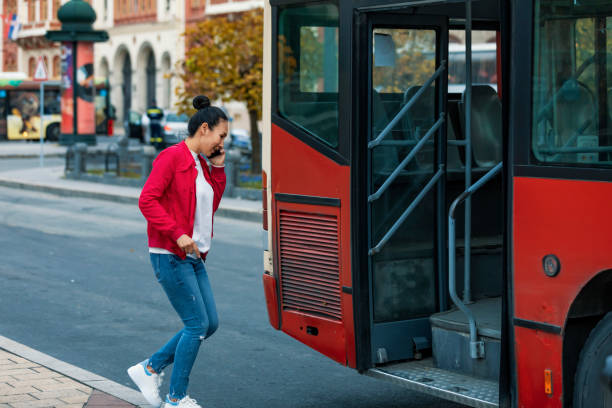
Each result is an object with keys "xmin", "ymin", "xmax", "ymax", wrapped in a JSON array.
[{"xmin": 177, "ymin": 9, "xmax": 263, "ymax": 173}]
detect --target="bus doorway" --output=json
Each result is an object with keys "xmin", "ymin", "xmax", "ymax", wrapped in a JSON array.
[
  {"xmin": 365, "ymin": 14, "xmax": 449, "ymax": 364},
  {"xmin": 360, "ymin": 5, "xmax": 504, "ymax": 406}
]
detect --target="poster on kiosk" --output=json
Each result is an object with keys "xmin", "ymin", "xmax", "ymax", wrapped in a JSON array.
[
  {"xmin": 76, "ymin": 43, "xmax": 95, "ymax": 135},
  {"xmin": 60, "ymin": 42, "xmax": 95, "ymax": 137},
  {"xmin": 60, "ymin": 43, "xmax": 73, "ymax": 135}
]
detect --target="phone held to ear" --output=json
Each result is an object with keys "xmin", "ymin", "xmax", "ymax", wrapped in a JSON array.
[{"xmin": 208, "ymin": 148, "xmax": 223, "ymax": 159}]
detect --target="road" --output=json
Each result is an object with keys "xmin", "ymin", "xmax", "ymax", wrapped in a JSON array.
[{"xmin": 0, "ymin": 186, "xmax": 462, "ymax": 408}]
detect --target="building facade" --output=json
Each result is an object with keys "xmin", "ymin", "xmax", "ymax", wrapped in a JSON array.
[
  {"xmin": 2, "ymin": 0, "xmax": 62, "ymax": 79},
  {"xmin": 2, "ymin": 0, "xmax": 262, "ymax": 130},
  {"xmin": 91, "ymin": 0, "xmax": 186, "ymax": 124}
]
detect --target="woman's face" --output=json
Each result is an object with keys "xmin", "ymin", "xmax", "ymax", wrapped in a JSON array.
[{"xmin": 197, "ymin": 120, "xmax": 228, "ymax": 156}]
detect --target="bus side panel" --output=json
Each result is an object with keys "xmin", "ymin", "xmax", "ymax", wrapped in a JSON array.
[
  {"xmin": 513, "ymin": 176, "xmax": 612, "ymax": 407},
  {"xmin": 514, "ymin": 328, "xmax": 563, "ymax": 407},
  {"xmin": 271, "ymin": 123, "xmax": 356, "ymax": 368}
]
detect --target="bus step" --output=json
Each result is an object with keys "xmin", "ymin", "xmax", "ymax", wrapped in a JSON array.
[
  {"xmin": 430, "ymin": 297, "xmax": 501, "ymax": 380},
  {"xmin": 366, "ymin": 358, "xmax": 498, "ymax": 408}
]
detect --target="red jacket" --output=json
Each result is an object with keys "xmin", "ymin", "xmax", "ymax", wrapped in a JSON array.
[{"xmin": 139, "ymin": 140, "xmax": 226, "ymax": 259}]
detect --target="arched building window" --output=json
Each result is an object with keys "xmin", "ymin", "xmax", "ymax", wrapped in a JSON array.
[
  {"xmin": 28, "ymin": 57, "xmax": 36, "ymax": 78},
  {"xmin": 52, "ymin": 56, "xmax": 60, "ymax": 78},
  {"xmin": 53, "ymin": 0, "xmax": 60, "ymax": 19},
  {"xmin": 41, "ymin": 0, "xmax": 48, "ymax": 20},
  {"xmin": 28, "ymin": 0, "xmax": 36, "ymax": 22}
]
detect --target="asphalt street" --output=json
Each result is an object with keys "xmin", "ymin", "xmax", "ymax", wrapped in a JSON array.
[{"xmin": 0, "ymin": 186, "xmax": 462, "ymax": 408}]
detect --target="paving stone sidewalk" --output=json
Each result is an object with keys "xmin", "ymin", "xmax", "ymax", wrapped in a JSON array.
[{"xmin": 0, "ymin": 349, "xmax": 135, "ymax": 408}]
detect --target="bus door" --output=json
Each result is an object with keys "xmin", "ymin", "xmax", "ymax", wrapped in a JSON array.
[{"xmin": 365, "ymin": 13, "xmax": 448, "ymax": 363}]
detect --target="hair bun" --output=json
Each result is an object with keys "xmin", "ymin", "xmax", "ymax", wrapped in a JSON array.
[{"xmin": 193, "ymin": 95, "xmax": 210, "ymax": 110}]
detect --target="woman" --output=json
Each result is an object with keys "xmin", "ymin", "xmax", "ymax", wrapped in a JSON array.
[{"xmin": 128, "ymin": 95, "xmax": 228, "ymax": 408}]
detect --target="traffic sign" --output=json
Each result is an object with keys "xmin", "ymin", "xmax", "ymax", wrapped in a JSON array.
[{"xmin": 33, "ymin": 56, "xmax": 48, "ymax": 82}]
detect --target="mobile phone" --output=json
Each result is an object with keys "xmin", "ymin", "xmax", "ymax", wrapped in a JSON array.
[{"xmin": 208, "ymin": 149, "xmax": 223, "ymax": 159}]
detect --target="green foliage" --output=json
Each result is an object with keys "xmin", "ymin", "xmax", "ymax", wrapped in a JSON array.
[
  {"xmin": 177, "ymin": 10, "xmax": 263, "ymax": 117},
  {"xmin": 177, "ymin": 10, "xmax": 264, "ymax": 173},
  {"xmin": 372, "ymin": 29, "xmax": 436, "ymax": 93}
]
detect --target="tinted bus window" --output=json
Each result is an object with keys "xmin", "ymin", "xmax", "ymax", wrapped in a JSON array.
[
  {"xmin": 448, "ymin": 30, "xmax": 498, "ymax": 92},
  {"xmin": 532, "ymin": 1, "xmax": 612, "ymax": 166},
  {"xmin": 0, "ymin": 90, "xmax": 6, "ymax": 118},
  {"xmin": 277, "ymin": 3, "xmax": 339, "ymax": 147}
]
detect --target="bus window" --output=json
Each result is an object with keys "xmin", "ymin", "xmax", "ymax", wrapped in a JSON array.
[
  {"xmin": 0, "ymin": 90, "xmax": 6, "ymax": 139},
  {"xmin": 0, "ymin": 90, "xmax": 6, "ymax": 117},
  {"xmin": 277, "ymin": 2, "xmax": 339, "ymax": 147},
  {"xmin": 43, "ymin": 91, "xmax": 61, "ymax": 114},
  {"xmin": 448, "ymin": 30, "xmax": 498, "ymax": 92},
  {"xmin": 532, "ymin": 1, "xmax": 612, "ymax": 166},
  {"xmin": 370, "ymin": 27, "xmax": 438, "ymax": 323}
]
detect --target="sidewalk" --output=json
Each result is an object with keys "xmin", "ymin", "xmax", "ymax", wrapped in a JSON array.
[
  {"xmin": 0, "ymin": 165, "xmax": 262, "ymax": 222},
  {"xmin": 0, "ymin": 142, "xmax": 67, "ymax": 159},
  {"xmin": 0, "ymin": 134, "xmax": 136, "ymax": 159},
  {"xmin": 0, "ymin": 336, "xmax": 151, "ymax": 408}
]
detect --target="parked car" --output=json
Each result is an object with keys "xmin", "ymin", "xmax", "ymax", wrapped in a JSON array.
[
  {"xmin": 230, "ymin": 128, "xmax": 252, "ymax": 155},
  {"xmin": 124, "ymin": 110, "xmax": 144, "ymax": 142},
  {"xmin": 161, "ymin": 111, "xmax": 189, "ymax": 148}
]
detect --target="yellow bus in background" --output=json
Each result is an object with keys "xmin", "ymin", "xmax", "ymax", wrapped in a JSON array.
[{"xmin": 0, "ymin": 73, "xmax": 111, "ymax": 141}]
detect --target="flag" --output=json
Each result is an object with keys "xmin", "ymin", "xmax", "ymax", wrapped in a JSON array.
[
  {"xmin": 1, "ymin": 14, "xmax": 10, "ymax": 40},
  {"xmin": 8, "ymin": 14, "xmax": 21, "ymax": 41}
]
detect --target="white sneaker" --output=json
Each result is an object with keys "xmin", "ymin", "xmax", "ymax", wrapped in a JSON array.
[
  {"xmin": 127, "ymin": 359, "xmax": 164, "ymax": 407},
  {"xmin": 162, "ymin": 395, "xmax": 202, "ymax": 408}
]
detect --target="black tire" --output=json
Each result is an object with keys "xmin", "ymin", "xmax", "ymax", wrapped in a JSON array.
[
  {"xmin": 574, "ymin": 311, "xmax": 612, "ymax": 408},
  {"xmin": 46, "ymin": 123, "xmax": 60, "ymax": 142}
]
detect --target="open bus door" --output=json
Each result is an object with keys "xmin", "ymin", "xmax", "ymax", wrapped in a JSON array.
[
  {"xmin": 352, "ymin": 3, "xmax": 506, "ymax": 407},
  {"xmin": 362, "ymin": 14, "xmax": 449, "ymax": 364}
]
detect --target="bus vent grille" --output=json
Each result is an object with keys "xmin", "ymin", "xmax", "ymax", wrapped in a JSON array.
[{"xmin": 278, "ymin": 210, "xmax": 342, "ymax": 321}]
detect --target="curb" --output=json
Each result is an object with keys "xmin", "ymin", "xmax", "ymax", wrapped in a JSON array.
[
  {"xmin": 0, "ymin": 178, "xmax": 138, "ymax": 204},
  {"xmin": 0, "ymin": 335, "xmax": 153, "ymax": 408},
  {"xmin": 0, "ymin": 178, "xmax": 262, "ymax": 223}
]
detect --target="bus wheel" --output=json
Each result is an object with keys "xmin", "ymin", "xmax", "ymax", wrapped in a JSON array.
[
  {"xmin": 46, "ymin": 123, "xmax": 60, "ymax": 142},
  {"xmin": 574, "ymin": 311, "xmax": 612, "ymax": 407}
]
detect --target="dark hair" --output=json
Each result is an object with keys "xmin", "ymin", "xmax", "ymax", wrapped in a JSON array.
[{"xmin": 188, "ymin": 95, "xmax": 228, "ymax": 136}]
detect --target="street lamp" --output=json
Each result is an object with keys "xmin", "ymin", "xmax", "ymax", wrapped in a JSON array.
[{"xmin": 45, "ymin": 0, "xmax": 108, "ymax": 146}]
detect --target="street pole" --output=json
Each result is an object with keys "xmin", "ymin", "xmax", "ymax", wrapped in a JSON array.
[{"xmin": 39, "ymin": 81, "xmax": 45, "ymax": 168}]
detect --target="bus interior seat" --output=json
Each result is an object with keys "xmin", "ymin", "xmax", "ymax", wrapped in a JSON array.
[
  {"xmin": 458, "ymin": 85, "xmax": 502, "ymax": 168},
  {"xmin": 446, "ymin": 96, "xmax": 465, "ymax": 172},
  {"xmin": 550, "ymin": 81, "xmax": 595, "ymax": 161}
]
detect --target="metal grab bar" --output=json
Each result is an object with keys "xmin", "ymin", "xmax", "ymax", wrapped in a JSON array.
[
  {"xmin": 448, "ymin": 161, "xmax": 503, "ymax": 359},
  {"xmin": 369, "ymin": 115, "xmax": 444, "ymax": 202},
  {"xmin": 377, "ymin": 140, "xmax": 433, "ymax": 146},
  {"xmin": 448, "ymin": 140, "xmax": 467, "ymax": 146},
  {"xmin": 369, "ymin": 165, "xmax": 444, "ymax": 255},
  {"xmin": 369, "ymin": 61, "xmax": 447, "ymax": 149},
  {"xmin": 539, "ymin": 146, "xmax": 612, "ymax": 154}
]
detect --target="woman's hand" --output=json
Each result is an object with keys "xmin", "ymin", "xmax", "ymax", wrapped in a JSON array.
[
  {"xmin": 177, "ymin": 234, "xmax": 200, "ymax": 258},
  {"xmin": 209, "ymin": 148, "xmax": 225, "ymax": 167}
]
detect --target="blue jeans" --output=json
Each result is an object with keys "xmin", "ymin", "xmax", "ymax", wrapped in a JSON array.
[{"xmin": 148, "ymin": 254, "xmax": 219, "ymax": 399}]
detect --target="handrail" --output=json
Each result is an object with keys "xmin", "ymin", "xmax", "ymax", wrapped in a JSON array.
[
  {"xmin": 377, "ymin": 140, "xmax": 432, "ymax": 146},
  {"xmin": 448, "ymin": 161, "xmax": 502, "ymax": 359},
  {"xmin": 539, "ymin": 146, "xmax": 612, "ymax": 154},
  {"xmin": 370, "ymin": 165, "xmax": 444, "ymax": 255},
  {"xmin": 369, "ymin": 61, "xmax": 447, "ymax": 149},
  {"xmin": 369, "ymin": 115, "xmax": 444, "ymax": 202}
]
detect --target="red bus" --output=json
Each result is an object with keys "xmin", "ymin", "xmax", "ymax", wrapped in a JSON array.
[{"xmin": 261, "ymin": 0, "xmax": 612, "ymax": 407}]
